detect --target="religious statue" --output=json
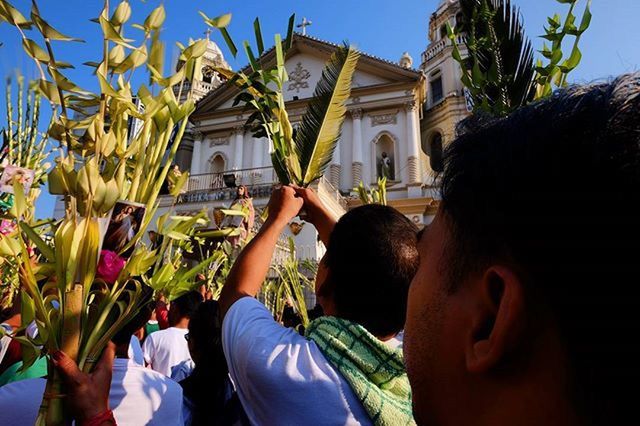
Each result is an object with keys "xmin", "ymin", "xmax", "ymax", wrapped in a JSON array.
[
  {"xmin": 379, "ymin": 152, "xmax": 392, "ymax": 179},
  {"xmin": 223, "ymin": 185, "xmax": 255, "ymax": 246}
]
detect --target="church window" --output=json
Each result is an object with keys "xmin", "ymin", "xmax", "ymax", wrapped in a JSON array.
[
  {"xmin": 440, "ymin": 24, "xmax": 448, "ymax": 40},
  {"xmin": 430, "ymin": 133, "xmax": 444, "ymax": 172},
  {"xmin": 456, "ymin": 12, "xmax": 465, "ymax": 30},
  {"xmin": 430, "ymin": 72, "xmax": 444, "ymax": 104}
]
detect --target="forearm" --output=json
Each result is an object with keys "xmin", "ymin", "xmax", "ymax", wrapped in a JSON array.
[
  {"xmin": 219, "ymin": 218, "xmax": 287, "ymax": 317},
  {"xmin": 311, "ymin": 208, "xmax": 337, "ymax": 247}
]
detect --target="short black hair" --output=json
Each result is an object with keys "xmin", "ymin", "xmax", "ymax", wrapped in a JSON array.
[
  {"xmin": 171, "ymin": 291, "xmax": 203, "ymax": 320},
  {"xmin": 322, "ymin": 204, "xmax": 419, "ymax": 337},
  {"xmin": 112, "ymin": 301, "xmax": 154, "ymax": 345},
  {"xmin": 440, "ymin": 74, "xmax": 640, "ymax": 425}
]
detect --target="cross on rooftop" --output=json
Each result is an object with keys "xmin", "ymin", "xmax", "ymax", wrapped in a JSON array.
[
  {"xmin": 204, "ymin": 28, "xmax": 212, "ymax": 40},
  {"xmin": 297, "ymin": 17, "xmax": 312, "ymax": 36}
]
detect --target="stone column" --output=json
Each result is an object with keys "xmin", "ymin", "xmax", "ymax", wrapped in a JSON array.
[
  {"xmin": 351, "ymin": 108, "xmax": 363, "ymax": 188},
  {"xmin": 232, "ymin": 125, "xmax": 244, "ymax": 170},
  {"xmin": 252, "ymin": 137, "xmax": 264, "ymax": 185},
  {"xmin": 405, "ymin": 101, "xmax": 422, "ymax": 184},
  {"xmin": 329, "ymin": 138, "xmax": 341, "ymax": 189},
  {"xmin": 190, "ymin": 131, "xmax": 203, "ymax": 175}
]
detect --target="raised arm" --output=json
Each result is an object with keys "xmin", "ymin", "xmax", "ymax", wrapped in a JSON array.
[
  {"xmin": 218, "ymin": 186, "xmax": 303, "ymax": 318},
  {"xmin": 293, "ymin": 187, "xmax": 337, "ymax": 247}
]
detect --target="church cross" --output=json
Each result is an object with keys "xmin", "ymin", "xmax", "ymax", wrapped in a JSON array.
[
  {"xmin": 297, "ymin": 17, "xmax": 313, "ymax": 36},
  {"xmin": 204, "ymin": 28, "xmax": 212, "ymax": 40}
]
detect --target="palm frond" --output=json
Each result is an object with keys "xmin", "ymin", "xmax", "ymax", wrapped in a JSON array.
[
  {"xmin": 295, "ymin": 44, "xmax": 359, "ymax": 185},
  {"xmin": 458, "ymin": 0, "xmax": 535, "ymax": 114}
]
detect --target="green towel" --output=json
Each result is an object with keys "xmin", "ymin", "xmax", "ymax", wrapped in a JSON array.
[{"xmin": 306, "ymin": 316, "xmax": 416, "ymax": 426}]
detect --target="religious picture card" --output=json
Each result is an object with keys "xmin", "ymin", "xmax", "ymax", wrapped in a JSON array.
[
  {"xmin": 102, "ymin": 200, "xmax": 146, "ymax": 260},
  {"xmin": 0, "ymin": 165, "xmax": 35, "ymax": 194}
]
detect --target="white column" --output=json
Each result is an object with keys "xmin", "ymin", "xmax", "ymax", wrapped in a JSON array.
[
  {"xmin": 351, "ymin": 108, "xmax": 363, "ymax": 188},
  {"xmin": 252, "ymin": 137, "xmax": 264, "ymax": 184},
  {"xmin": 190, "ymin": 133, "xmax": 203, "ymax": 175},
  {"xmin": 329, "ymin": 138, "xmax": 341, "ymax": 189},
  {"xmin": 405, "ymin": 101, "xmax": 422, "ymax": 184},
  {"xmin": 232, "ymin": 125, "xmax": 244, "ymax": 170}
]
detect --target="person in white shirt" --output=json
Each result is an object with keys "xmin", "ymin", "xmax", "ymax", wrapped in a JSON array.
[
  {"xmin": 0, "ymin": 301, "xmax": 184, "ymax": 426},
  {"xmin": 143, "ymin": 291, "xmax": 202, "ymax": 377},
  {"xmin": 219, "ymin": 186, "xmax": 419, "ymax": 425}
]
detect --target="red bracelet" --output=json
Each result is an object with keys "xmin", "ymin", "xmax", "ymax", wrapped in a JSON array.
[{"xmin": 80, "ymin": 409, "xmax": 116, "ymax": 426}]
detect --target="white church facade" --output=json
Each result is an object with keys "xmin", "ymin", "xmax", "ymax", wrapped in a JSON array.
[{"xmin": 158, "ymin": 0, "xmax": 470, "ymax": 261}]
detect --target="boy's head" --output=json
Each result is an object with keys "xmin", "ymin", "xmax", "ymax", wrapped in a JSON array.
[
  {"xmin": 316, "ymin": 204, "xmax": 419, "ymax": 338},
  {"xmin": 169, "ymin": 291, "xmax": 203, "ymax": 326}
]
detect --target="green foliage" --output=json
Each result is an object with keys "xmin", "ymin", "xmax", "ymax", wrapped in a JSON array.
[
  {"xmin": 204, "ymin": 14, "xmax": 359, "ymax": 187},
  {"xmin": 261, "ymin": 238, "xmax": 314, "ymax": 328},
  {"xmin": 355, "ymin": 177, "xmax": 388, "ymax": 206},
  {"xmin": 449, "ymin": 0, "xmax": 592, "ymax": 115},
  {"xmin": 0, "ymin": 2, "xmax": 225, "ymax": 423}
]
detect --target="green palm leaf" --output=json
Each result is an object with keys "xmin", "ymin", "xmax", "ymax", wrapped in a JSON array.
[
  {"xmin": 295, "ymin": 44, "xmax": 359, "ymax": 186},
  {"xmin": 458, "ymin": 0, "xmax": 535, "ymax": 114}
]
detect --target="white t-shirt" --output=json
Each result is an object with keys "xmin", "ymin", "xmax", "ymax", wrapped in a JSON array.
[
  {"xmin": 128, "ymin": 335, "xmax": 144, "ymax": 366},
  {"xmin": 0, "ymin": 358, "xmax": 184, "ymax": 425},
  {"xmin": 222, "ymin": 297, "xmax": 371, "ymax": 426},
  {"xmin": 142, "ymin": 327, "xmax": 192, "ymax": 377}
]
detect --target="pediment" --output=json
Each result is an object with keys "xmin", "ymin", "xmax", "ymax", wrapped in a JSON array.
[{"xmin": 194, "ymin": 33, "xmax": 423, "ymax": 116}]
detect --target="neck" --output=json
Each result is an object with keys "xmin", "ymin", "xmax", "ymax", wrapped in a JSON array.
[
  {"xmin": 171, "ymin": 317, "xmax": 189, "ymax": 329},
  {"xmin": 115, "ymin": 342, "xmax": 130, "ymax": 359}
]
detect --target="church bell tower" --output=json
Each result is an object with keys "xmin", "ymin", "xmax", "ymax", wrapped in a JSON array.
[{"xmin": 419, "ymin": 0, "xmax": 471, "ymax": 175}]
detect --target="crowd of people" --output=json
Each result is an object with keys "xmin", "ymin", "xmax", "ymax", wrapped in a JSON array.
[{"xmin": 0, "ymin": 74, "xmax": 639, "ymax": 425}]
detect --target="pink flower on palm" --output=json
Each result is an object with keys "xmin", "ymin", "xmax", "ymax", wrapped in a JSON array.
[
  {"xmin": 96, "ymin": 250, "xmax": 126, "ymax": 284},
  {"xmin": 0, "ymin": 219, "xmax": 16, "ymax": 236}
]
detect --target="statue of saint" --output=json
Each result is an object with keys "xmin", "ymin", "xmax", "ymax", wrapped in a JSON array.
[{"xmin": 379, "ymin": 152, "xmax": 392, "ymax": 179}]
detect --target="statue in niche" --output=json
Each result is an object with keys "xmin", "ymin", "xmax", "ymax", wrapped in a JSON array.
[{"xmin": 378, "ymin": 152, "xmax": 393, "ymax": 179}]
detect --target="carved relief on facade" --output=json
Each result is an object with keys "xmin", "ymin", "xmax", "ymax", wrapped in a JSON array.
[
  {"xmin": 288, "ymin": 62, "xmax": 311, "ymax": 93},
  {"xmin": 208, "ymin": 135, "xmax": 230, "ymax": 147},
  {"xmin": 370, "ymin": 112, "xmax": 398, "ymax": 127}
]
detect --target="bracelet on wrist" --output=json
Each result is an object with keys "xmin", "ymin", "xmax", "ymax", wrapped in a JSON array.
[{"xmin": 80, "ymin": 409, "xmax": 116, "ymax": 426}]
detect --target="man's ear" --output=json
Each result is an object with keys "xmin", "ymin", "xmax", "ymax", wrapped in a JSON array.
[{"xmin": 465, "ymin": 265, "xmax": 526, "ymax": 374}]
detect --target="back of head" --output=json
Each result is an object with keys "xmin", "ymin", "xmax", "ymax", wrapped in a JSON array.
[
  {"xmin": 441, "ymin": 73, "xmax": 640, "ymax": 425},
  {"xmin": 188, "ymin": 299, "xmax": 224, "ymax": 365},
  {"xmin": 112, "ymin": 300, "xmax": 155, "ymax": 346},
  {"xmin": 171, "ymin": 291, "xmax": 204, "ymax": 323},
  {"xmin": 323, "ymin": 204, "xmax": 419, "ymax": 337}
]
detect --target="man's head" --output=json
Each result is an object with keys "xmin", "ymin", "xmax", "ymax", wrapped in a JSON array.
[
  {"xmin": 168, "ymin": 291, "xmax": 203, "ymax": 326},
  {"xmin": 316, "ymin": 204, "xmax": 419, "ymax": 339},
  {"xmin": 187, "ymin": 300, "xmax": 224, "ymax": 367},
  {"xmin": 405, "ymin": 74, "xmax": 640, "ymax": 426}
]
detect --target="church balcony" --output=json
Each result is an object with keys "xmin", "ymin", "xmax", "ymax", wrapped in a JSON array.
[{"xmin": 176, "ymin": 166, "xmax": 279, "ymax": 204}]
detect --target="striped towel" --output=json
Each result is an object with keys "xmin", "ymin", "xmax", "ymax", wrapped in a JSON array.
[{"xmin": 306, "ymin": 316, "xmax": 416, "ymax": 426}]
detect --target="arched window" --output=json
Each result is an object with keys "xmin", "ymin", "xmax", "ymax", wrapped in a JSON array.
[
  {"xmin": 456, "ymin": 12, "xmax": 465, "ymax": 30},
  {"xmin": 211, "ymin": 154, "xmax": 226, "ymax": 173},
  {"xmin": 430, "ymin": 133, "xmax": 444, "ymax": 172},
  {"xmin": 440, "ymin": 24, "xmax": 448, "ymax": 40}
]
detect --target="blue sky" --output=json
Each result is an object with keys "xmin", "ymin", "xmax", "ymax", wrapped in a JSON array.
[{"xmin": 1, "ymin": 0, "xmax": 638, "ymax": 218}]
